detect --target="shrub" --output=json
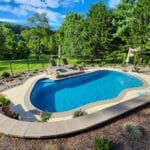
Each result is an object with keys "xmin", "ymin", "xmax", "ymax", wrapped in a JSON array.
[
  {"xmin": 0, "ymin": 94, "xmax": 5, "ymax": 100},
  {"xmin": 11, "ymin": 112, "xmax": 20, "ymax": 120},
  {"xmin": 0, "ymin": 94, "xmax": 5, "ymax": 106},
  {"xmin": 0, "ymin": 95, "xmax": 10, "ymax": 106},
  {"xmin": 121, "ymin": 53, "xmax": 127, "ymax": 67},
  {"xmin": 73, "ymin": 109, "xmax": 87, "ymax": 118},
  {"xmin": 99, "ymin": 61, "xmax": 106, "ymax": 67},
  {"xmin": 39, "ymin": 112, "xmax": 51, "ymax": 122},
  {"xmin": 94, "ymin": 137, "xmax": 112, "ymax": 150},
  {"xmin": 123, "ymin": 122, "xmax": 143, "ymax": 140},
  {"xmin": 2, "ymin": 72, "xmax": 10, "ymax": 78},
  {"xmin": 133, "ymin": 53, "xmax": 139, "ymax": 66}
]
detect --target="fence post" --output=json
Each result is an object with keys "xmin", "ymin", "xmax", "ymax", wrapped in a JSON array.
[
  {"xmin": 42, "ymin": 59, "xmax": 44, "ymax": 69},
  {"xmin": 27, "ymin": 59, "xmax": 29, "ymax": 73},
  {"xmin": 9, "ymin": 60, "xmax": 13, "ymax": 74}
]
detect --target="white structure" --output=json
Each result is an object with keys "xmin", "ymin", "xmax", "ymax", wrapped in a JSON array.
[{"xmin": 126, "ymin": 47, "xmax": 141, "ymax": 64}]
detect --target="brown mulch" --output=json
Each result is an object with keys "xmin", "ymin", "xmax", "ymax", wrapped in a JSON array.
[{"xmin": 0, "ymin": 104, "xmax": 149, "ymax": 150}]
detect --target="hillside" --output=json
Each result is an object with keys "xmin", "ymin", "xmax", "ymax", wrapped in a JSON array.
[{"xmin": 0, "ymin": 22, "xmax": 29, "ymax": 34}]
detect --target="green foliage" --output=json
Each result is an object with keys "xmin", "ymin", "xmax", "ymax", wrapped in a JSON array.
[
  {"xmin": 86, "ymin": 2, "xmax": 113, "ymax": 60},
  {"xmin": 99, "ymin": 61, "xmax": 106, "ymax": 67},
  {"xmin": 0, "ymin": 95, "xmax": 10, "ymax": 105},
  {"xmin": 123, "ymin": 122, "xmax": 143, "ymax": 140},
  {"xmin": 12, "ymin": 112, "xmax": 19, "ymax": 120},
  {"xmin": 39, "ymin": 112, "xmax": 51, "ymax": 122},
  {"xmin": 94, "ymin": 137, "xmax": 112, "ymax": 150},
  {"xmin": 73, "ymin": 109, "xmax": 87, "ymax": 118},
  {"xmin": 27, "ymin": 12, "xmax": 52, "ymax": 60},
  {"xmin": 2, "ymin": 71, "xmax": 10, "ymax": 78},
  {"xmin": 0, "ymin": 0, "xmax": 149, "ymax": 66},
  {"xmin": 133, "ymin": 53, "xmax": 139, "ymax": 66},
  {"xmin": 0, "ymin": 59, "xmax": 49, "ymax": 76},
  {"xmin": 121, "ymin": 53, "xmax": 127, "ymax": 67}
]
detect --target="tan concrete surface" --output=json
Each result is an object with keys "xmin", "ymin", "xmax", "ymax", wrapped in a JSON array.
[{"xmin": 1, "ymin": 67, "xmax": 150, "ymax": 122}]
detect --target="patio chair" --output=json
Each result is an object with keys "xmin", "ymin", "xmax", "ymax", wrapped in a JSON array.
[
  {"xmin": 62, "ymin": 58, "xmax": 75, "ymax": 69},
  {"xmin": 50, "ymin": 60, "xmax": 62, "ymax": 70},
  {"xmin": 50, "ymin": 59, "xmax": 57, "ymax": 67},
  {"xmin": 132, "ymin": 65, "xmax": 140, "ymax": 72}
]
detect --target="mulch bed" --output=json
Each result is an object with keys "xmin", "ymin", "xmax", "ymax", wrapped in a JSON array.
[{"xmin": 0, "ymin": 104, "xmax": 149, "ymax": 150}]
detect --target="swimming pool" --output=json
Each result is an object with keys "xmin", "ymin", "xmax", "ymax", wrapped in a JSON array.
[{"xmin": 30, "ymin": 70, "xmax": 143, "ymax": 112}]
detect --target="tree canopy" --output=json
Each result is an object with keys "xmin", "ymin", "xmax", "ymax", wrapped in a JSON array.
[{"xmin": 0, "ymin": 0, "xmax": 149, "ymax": 65}]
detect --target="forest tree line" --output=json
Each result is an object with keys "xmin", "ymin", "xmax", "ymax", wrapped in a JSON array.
[{"xmin": 0, "ymin": 0, "xmax": 149, "ymax": 64}]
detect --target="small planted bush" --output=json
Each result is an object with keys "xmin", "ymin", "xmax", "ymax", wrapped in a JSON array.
[
  {"xmin": 11, "ymin": 112, "xmax": 20, "ymax": 120},
  {"xmin": 39, "ymin": 112, "xmax": 51, "ymax": 122},
  {"xmin": 123, "ymin": 122, "xmax": 143, "ymax": 140},
  {"xmin": 73, "ymin": 109, "xmax": 87, "ymax": 118},
  {"xmin": 99, "ymin": 61, "xmax": 106, "ymax": 67},
  {"xmin": 94, "ymin": 137, "xmax": 112, "ymax": 150},
  {"xmin": 2, "ymin": 72, "xmax": 10, "ymax": 78},
  {"xmin": 0, "ymin": 94, "xmax": 10, "ymax": 106}
]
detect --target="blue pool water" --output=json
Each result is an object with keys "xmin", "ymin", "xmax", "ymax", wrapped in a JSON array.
[{"xmin": 30, "ymin": 70, "xmax": 143, "ymax": 112}]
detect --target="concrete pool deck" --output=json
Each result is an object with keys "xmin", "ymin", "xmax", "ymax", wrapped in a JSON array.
[
  {"xmin": 0, "ymin": 94, "xmax": 149, "ymax": 138},
  {"xmin": 0, "ymin": 67, "xmax": 150, "ymax": 138},
  {"xmin": 1, "ymin": 67, "xmax": 150, "ymax": 121}
]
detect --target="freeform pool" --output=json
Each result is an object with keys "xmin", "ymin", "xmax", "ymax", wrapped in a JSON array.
[{"xmin": 30, "ymin": 70, "xmax": 143, "ymax": 112}]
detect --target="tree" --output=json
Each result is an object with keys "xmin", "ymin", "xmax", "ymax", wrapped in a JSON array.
[
  {"xmin": 86, "ymin": 2, "xmax": 113, "ymax": 60},
  {"xmin": 59, "ymin": 12, "xmax": 85, "ymax": 59},
  {"xmin": 2, "ymin": 27, "xmax": 17, "ymax": 59},
  {"xmin": 27, "ymin": 12, "xmax": 51, "ymax": 60},
  {"xmin": 133, "ymin": 0, "xmax": 150, "ymax": 52},
  {"xmin": 0, "ymin": 27, "xmax": 5, "ymax": 59},
  {"xmin": 112, "ymin": 0, "xmax": 137, "ymax": 50}
]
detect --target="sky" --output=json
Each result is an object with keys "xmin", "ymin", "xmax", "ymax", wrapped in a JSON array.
[{"xmin": 0, "ymin": 0, "xmax": 121, "ymax": 30}]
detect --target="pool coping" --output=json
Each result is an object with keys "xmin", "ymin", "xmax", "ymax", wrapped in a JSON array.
[
  {"xmin": 0, "ymin": 94, "xmax": 149, "ymax": 138},
  {"xmin": 24, "ymin": 69, "xmax": 149, "ymax": 118}
]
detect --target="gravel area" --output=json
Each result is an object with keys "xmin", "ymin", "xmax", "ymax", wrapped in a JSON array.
[{"xmin": 0, "ymin": 104, "xmax": 149, "ymax": 150}]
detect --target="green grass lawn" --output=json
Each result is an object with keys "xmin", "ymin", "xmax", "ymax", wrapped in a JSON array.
[
  {"xmin": 0, "ymin": 58, "xmax": 80, "ymax": 76},
  {"xmin": 0, "ymin": 60, "xmax": 50, "ymax": 75},
  {"xmin": 0, "ymin": 58, "xmax": 114, "ymax": 76}
]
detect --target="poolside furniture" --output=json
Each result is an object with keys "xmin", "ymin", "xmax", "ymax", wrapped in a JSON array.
[
  {"xmin": 48, "ymin": 59, "xmax": 84, "ymax": 78},
  {"xmin": 62, "ymin": 58, "xmax": 75, "ymax": 69},
  {"xmin": 50, "ymin": 60, "xmax": 59, "ymax": 68},
  {"xmin": 56, "ymin": 68, "xmax": 84, "ymax": 78},
  {"xmin": 132, "ymin": 65, "xmax": 140, "ymax": 72}
]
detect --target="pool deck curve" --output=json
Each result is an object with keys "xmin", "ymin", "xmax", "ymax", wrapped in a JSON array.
[
  {"xmin": 0, "ymin": 94, "xmax": 149, "ymax": 138},
  {"xmin": 0, "ymin": 67, "xmax": 150, "ymax": 138}
]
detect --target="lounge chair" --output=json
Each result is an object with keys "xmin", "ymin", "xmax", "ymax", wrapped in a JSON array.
[
  {"xmin": 132, "ymin": 65, "xmax": 140, "ymax": 72},
  {"xmin": 50, "ymin": 60, "xmax": 58, "ymax": 67},
  {"xmin": 62, "ymin": 58, "xmax": 75, "ymax": 69},
  {"xmin": 50, "ymin": 60, "xmax": 62, "ymax": 70}
]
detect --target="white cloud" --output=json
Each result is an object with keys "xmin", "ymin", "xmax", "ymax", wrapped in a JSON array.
[
  {"xmin": 60, "ymin": 0, "xmax": 83, "ymax": 7},
  {"xmin": 14, "ymin": 0, "xmax": 60, "ymax": 8},
  {"xmin": 14, "ymin": 0, "xmax": 83, "ymax": 9},
  {"xmin": 108, "ymin": 0, "xmax": 121, "ymax": 8},
  {"xmin": 0, "ymin": 5, "xmax": 28, "ymax": 15},
  {"xmin": 36, "ymin": 8, "xmax": 63, "ymax": 22},
  {"xmin": 0, "ymin": 0, "xmax": 83, "ymax": 29},
  {"xmin": 45, "ymin": 0, "xmax": 60, "ymax": 8},
  {"xmin": 0, "ymin": 18, "xmax": 17, "ymax": 23}
]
